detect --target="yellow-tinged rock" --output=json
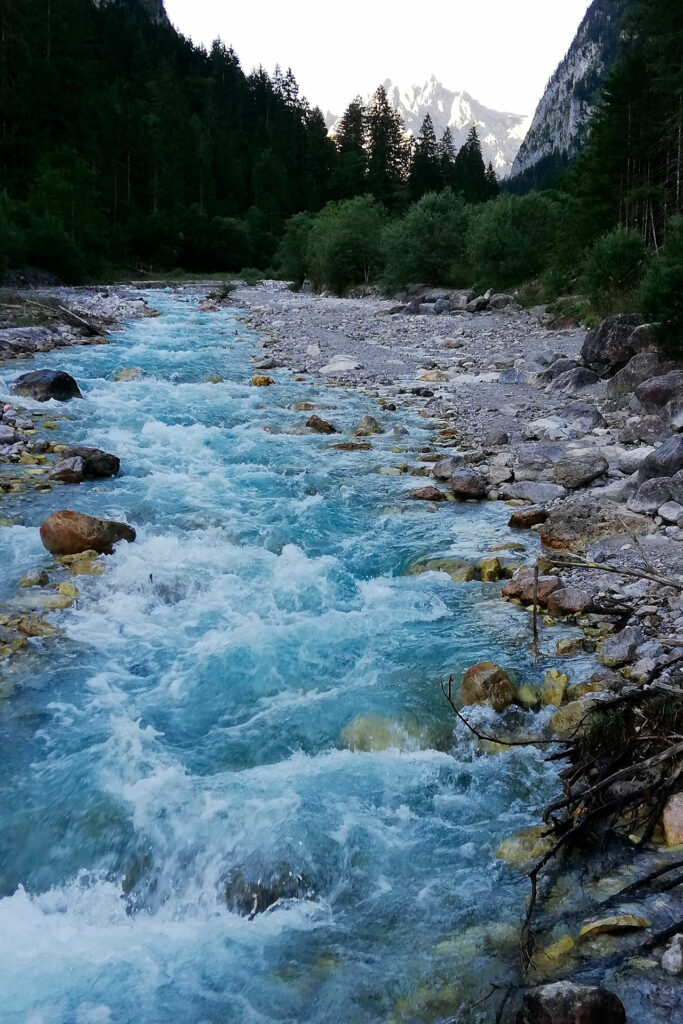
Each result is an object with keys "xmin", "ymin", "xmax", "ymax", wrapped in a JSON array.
[
  {"xmin": 579, "ymin": 914, "xmax": 649, "ymax": 940},
  {"xmin": 479, "ymin": 557, "xmax": 501, "ymax": 582},
  {"xmin": 69, "ymin": 559, "xmax": 104, "ymax": 576},
  {"xmin": 57, "ymin": 550, "xmax": 99, "ymax": 565},
  {"xmin": 479, "ymin": 739, "xmax": 513, "ymax": 756},
  {"xmin": 535, "ymin": 933, "xmax": 576, "ymax": 974},
  {"xmin": 43, "ymin": 420, "xmax": 60, "ymax": 429},
  {"xmin": 17, "ymin": 453, "xmax": 41, "ymax": 465},
  {"xmin": 496, "ymin": 825, "xmax": 554, "ymax": 864},
  {"xmin": 516, "ymin": 683, "xmax": 540, "ymax": 709},
  {"xmin": 556, "ymin": 637, "xmax": 583, "ymax": 657},
  {"xmin": 252, "ymin": 374, "xmax": 274, "ymax": 387},
  {"xmin": 16, "ymin": 616, "xmax": 58, "ymax": 637},
  {"xmin": 550, "ymin": 697, "xmax": 602, "ymax": 739},
  {"xmin": 663, "ymin": 793, "xmax": 683, "ymax": 846},
  {"xmin": 206, "ymin": 374, "xmax": 224, "ymax": 383},
  {"xmin": 58, "ymin": 582, "xmax": 79, "ymax": 598},
  {"xmin": 541, "ymin": 670, "xmax": 569, "ymax": 707},
  {"xmin": 340, "ymin": 714, "xmax": 433, "ymax": 753},
  {"xmin": 17, "ymin": 570, "xmax": 49, "ymax": 588}
]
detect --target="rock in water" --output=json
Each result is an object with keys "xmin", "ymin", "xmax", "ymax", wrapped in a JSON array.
[
  {"xmin": 306, "ymin": 415, "xmax": 337, "ymax": 434},
  {"xmin": 13, "ymin": 369, "xmax": 82, "ymax": 402},
  {"xmin": 62, "ymin": 446, "xmax": 120, "ymax": 478},
  {"xmin": 516, "ymin": 981, "xmax": 626, "ymax": 1024},
  {"xmin": 460, "ymin": 661, "xmax": 515, "ymax": 712},
  {"xmin": 49, "ymin": 457, "xmax": 86, "ymax": 483},
  {"xmin": 451, "ymin": 467, "xmax": 487, "ymax": 499},
  {"xmin": 353, "ymin": 414, "xmax": 382, "ymax": 436},
  {"xmin": 40, "ymin": 510, "xmax": 136, "ymax": 556}
]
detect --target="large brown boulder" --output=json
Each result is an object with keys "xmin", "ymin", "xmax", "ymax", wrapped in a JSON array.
[
  {"xmin": 460, "ymin": 661, "xmax": 516, "ymax": 712},
  {"xmin": 516, "ymin": 982, "xmax": 626, "ymax": 1024},
  {"xmin": 580, "ymin": 313, "xmax": 644, "ymax": 377},
  {"xmin": 13, "ymin": 368, "xmax": 82, "ymax": 402},
  {"xmin": 540, "ymin": 496, "xmax": 653, "ymax": 551},
  {"xmin": 39, "ymin": 510, "xmax": 136, "ymax": 556}
]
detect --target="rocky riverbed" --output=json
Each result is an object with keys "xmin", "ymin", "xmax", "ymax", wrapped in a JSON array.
[{"xmin": 1, "ymin": 280, "xmax": 682, "ymax": 1022}]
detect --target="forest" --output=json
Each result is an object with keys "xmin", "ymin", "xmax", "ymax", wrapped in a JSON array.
[{"xmin": 0, "ymin": 0, "xmax": 681, "ymax": 343}]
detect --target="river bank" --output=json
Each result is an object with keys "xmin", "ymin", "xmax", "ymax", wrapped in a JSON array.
[{"xmin": 0, "ymin": 283, "xmax": 681, "ymax": 1022}]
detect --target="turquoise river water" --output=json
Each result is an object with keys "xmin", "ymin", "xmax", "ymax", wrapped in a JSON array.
[{"xmin": 0, "ymin": 294, "xmax": 589, "ymax": 1023}]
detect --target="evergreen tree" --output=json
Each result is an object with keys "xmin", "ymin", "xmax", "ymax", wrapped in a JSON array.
[
  {"xmin": 453, "ymin": 125, "xmax": 490, "ymax": 203},
  {"xmin": 485, "ymin": 162, "xmax": 500, "ymax": 199},
  {"xmin": 365, "ymin": 85, "xmax": 408, "ymax": 209},
  {"xmin": 331, "ymin": 97, "xmax": 367, "ymax": 199},
  {"xmin": 437, "ymin": 127, "xmax": 457, "ymax": 190},
  {"xmin": 408, "ymin": 114, "xmax": 441, "ymax": 200}
]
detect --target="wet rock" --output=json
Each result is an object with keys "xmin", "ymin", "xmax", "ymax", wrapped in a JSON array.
[
  {"xmin": 62, "ymin": 446, "xmax": 120, "ymax": 478},
  {"xmin": 291, "ymin": 401, "xmax": 319, "ymax": 411},
  {"xmin": 497, "ymin": 825, "xmax": 553, "ymax": 864},
  {"xmin": 252, "ymin": 374, "xmax": 274, "ymax": 386},
  {"xmin": 581, "ymin": 313, "xmax": 644, "ymax": 377},
  {"xmin": 17, "ymin": 570, "xmax": 49, "ymax": 588},
  {"xmin": 431, "ymin": 455, "xmax": 465, "ymax": 480},
  {"xmin": 598, "ymin": 625, "xmax": 644, "ymax": 667},
  {"xmin": 39, "ymin": 510, "xmax": 136, "ymax": 556},
  {"xmin": 567, "ymin": 668, "xmax": 626, "ymax": 700},
  {"xmin": 550, "ymin": 697, "xmax": 604, "ymax": 739},
  {"xmin": 547, "ymin": 367, "xmax": 599, "ymax": 394},
  {"xmin": 663, "ymin": 793, "xmax": 683, "ymax": 846},
  {"xmin": 553, "ymin": 454, "xmax": 608, "ymax": 490},
  {"xmin": 479, "ymin": 557, "xmax": 500, "ymax": 582},
  {"xmin": 13, "ymin": 368, "xmax": 82, "ymax": 402},
  {"xmin": 224, "ymin": 866, "xmax": 311, "ymax": 917},
  {"xmin": 408, "ymin": 486, "xmax": 450, "ymax": 501},
  {"xmin": 547, "ymin": 587, "xmax": 593, "ymax": 616},
  {"xmin": 16, "ymin": 615, "xmax": 58, "ymax": 637},
  {"xmin": 451, "ymin": 467, "xmax": 487, "ymax": 499},
  {"xmin": 306, "ymin": 415, "xmax": 338, "ymax": 434},
  {"xmin": 49, "ymin": 456, "xmax": 86, "ymax": 483},
  {"xmin": 411, "ymin": 386, "xmax": 434, "ymax": 398},
  {"xmin": 516, "ymin": 981, "xmax": 626, "ymax": 1024},
  {"xmin": 541, "ymin": 670, "xmax": 569, "ymax": 706},
  {"xmin": 509, "ymin": 506, "xmax": 549, "ymax": 529},
  {"xmin": 502, "ymin": 570, "xmax": 560, "ymax": 606},
  {"xmin": 406, "ymin": 557, "xmax": 476, "ymax": 582},
  {"xmin": 637, "ymin": 435, "xmax": 683, "ymax": 483},
  {"xmin": 461, "ymin": 661, "xmax": 515, "ymax": 712},
  {"xmin": 328, "ymin": 440, "xmax": 371, "ymax": 451},
  {"xmin": 353, "ymin": 414, "xmax": 382, "ymax": 436},
  {"xmin": 340, "ymin": 714, "xmax": 434, "ymax": 752},
  {"xmin": 113, "ymin": 366, "xmax": 145, "ymax": 382},
  {"xmin": 579, "ymin": 914, "xmax": 649, "ymax": 939}
]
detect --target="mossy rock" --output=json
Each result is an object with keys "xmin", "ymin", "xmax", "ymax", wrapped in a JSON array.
[
  {"xmin": 496, "ymin": 825, "xmax": 554, "ymax": 864},
  {"xmin": 405, "ymin": 557, "xmax": 477, "ymax": 583}
]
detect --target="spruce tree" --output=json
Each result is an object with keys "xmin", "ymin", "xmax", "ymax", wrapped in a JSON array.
[
  {"xmin": 453, "ymin": 125, "xmax": 489, "ymax": 203},
  {"xmin": 408, "ymin": 114, "xmax": 441, "ymax": 199},
  {"xmin": 437, "ymin": 127, "xmax": 457, "ymax": 190},
  {"xmin": 331, "ymin": 97, "xmax": 367, "ymax": 199},
  {"xmin": 365, "ymin": 84, "xmax": 408, "ymax": 209}
]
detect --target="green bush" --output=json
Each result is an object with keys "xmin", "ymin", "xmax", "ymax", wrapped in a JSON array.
[
  {"xmin": 581, "ymin": 227, "xmax": 647, "ymax": 307},
  {"xmin": 274, "ymin": 212, "xmax": 314, "ymax": 285},
  {"xmin": 381, "ymin": 189, "xmax": 469, "ymax": 290},
  {"xmin": 466, "ymin": 193, "xmax": 560, "ymax": 289},
  {"xmin": 640, "ymin": 215, "xmax": 683, "ymax": 353},
  {"xmin": 307, "ymin": 196, "xmax": 386, "ymax": 294}
]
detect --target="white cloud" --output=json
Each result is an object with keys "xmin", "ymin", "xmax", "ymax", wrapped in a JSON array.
[{"xmin": 164, "ymin": 0, "xmax": 592, "ymax": 116}]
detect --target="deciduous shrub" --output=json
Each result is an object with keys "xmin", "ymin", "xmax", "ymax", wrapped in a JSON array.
[
  {"xmin": 640, "ymin": 215, "xmax": 683, "ymax": 352},
  {"xmin": 306, "ymin": 196, "xmax": 385, "ymax": 294},
  {"xmin": 466, "ymin": 193, "xmax": 560, "ymax": 289},
  {"xmin": 381, "ymin": 189, "xmax": 469, "ymax": 290},
  {"xmin": 581, "ymin": 227, "xmax": 647, "ymax": 308}
]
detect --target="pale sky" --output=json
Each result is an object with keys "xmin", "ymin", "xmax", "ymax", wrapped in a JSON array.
[{"xmin": 163, "ymin": 0, "xmax": 592, "ymax": 117}]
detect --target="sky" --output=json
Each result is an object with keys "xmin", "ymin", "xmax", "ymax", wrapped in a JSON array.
[{"xmin": 163, "ymin": 0, "xmax": 592, "ymax": 117}]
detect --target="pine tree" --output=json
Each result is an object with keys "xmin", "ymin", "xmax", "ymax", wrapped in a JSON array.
[
  {"xmin": 437, "ymin": 127, "xmax": 457, "ymax": 190},
  {"xmin": 408, "ymin": 113, "xmax": 441, "ymax": 199},
  {"xmin": 331, "ymin": 97, "xmax": 367, "ymax": 198},
  {"xmin": 485, "ymin": 162, "xmax": 500, "ymax": 199},
  {"xmin": 453, "ymin": 125, "xmax": 490, "ymax": 203},
  {"xmin": 365, "ymin": 84, "xmax": 408, "ymax": 209}
]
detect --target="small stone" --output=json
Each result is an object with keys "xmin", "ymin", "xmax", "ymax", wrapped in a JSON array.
[
  {"xmin": 662, "ymin": 793, "xmax": 683, "ymax": 846},
  {"xmin": 353, "ymin": 414, "xmax": 383, "ymax": 436},
  {"xmin": 509, "ymin": 506, "xmax": 548, "ymax": 529},
  {"xmin": 251, "ymin": 374, "xmax": 274, "ymax": 387},
  {"xmin": 16, "ymin": 616, "xmax": 58, "ymax": 637},
  {"xmin": 58, "ymin": 582, "xmax": 79, "ymax": 598},
  {"xmin": 17, "ymin": 570, "xmax": 49, "ymax": 588},
  {"xmin": 306, "ymin": 415, "xmax": 337, "ymax": 434},
  {"xmin": 408, "ymin": 486, "xmax": 450, "ymax": 501},
  {"xmin": 556, "ymin": 637, "xmax": 583, "ymax": 657},
  {"xmin": 547, "ymin": 587, "xmax": 593, "ymax": 616}
]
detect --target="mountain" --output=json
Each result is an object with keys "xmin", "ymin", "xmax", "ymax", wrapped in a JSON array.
[
  {"xmin": 93, "ymin": 0, "xmax": 169, "ymax": 22},
  {"xmin": 510, "ymin": 0, "xmax": 623, "ymax": 184},
  {"xmin": 329, "ymin": 77, "xmax": 529, "ymax": 178}
]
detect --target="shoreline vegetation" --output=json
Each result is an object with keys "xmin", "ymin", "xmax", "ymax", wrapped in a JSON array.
[{"xmin": 1, "ymin": 279, "xmax": 681, "ymax": 1020}]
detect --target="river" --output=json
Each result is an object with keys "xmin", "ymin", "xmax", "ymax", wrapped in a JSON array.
[{"xmin": 0, "ymin": 292, "xmax": 585, "ymax": 1023}]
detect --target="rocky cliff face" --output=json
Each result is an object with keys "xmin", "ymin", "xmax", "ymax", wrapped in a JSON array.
[
  {"xmin": 328, "ymin": 76, "xmax": 529, "ymax": 178},
  {"xmin": 510, "ymin": 0, "xmax": 623, "ymax": 180}
]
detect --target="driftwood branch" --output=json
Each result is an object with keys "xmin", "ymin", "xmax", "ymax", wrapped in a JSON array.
[{"xmin": 440, "ymin": 676, "xmax": 557, "ymax": 748}]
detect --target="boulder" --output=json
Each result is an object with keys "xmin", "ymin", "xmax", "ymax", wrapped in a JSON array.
[
  {"xmin": 503, "ymin": 482, "xmax": 567, "ymax": 503},
  {"xmin": 608, "ymin": 352, "xmax": 676, "ymax": 401},
  {"xmin": 662, "ymin": 793, "xmax": 683, "ymax": 846},
  {"xmin": 662, "ymin": 936, "xmax": 683, "ymax": 976},
  {"xmin": 432, "ymin": 455, "xmax": 465, "ymax": 480},
  {"xmin": 540, "ymin": 496, "xmax": 653, "ymax": 551},
  {"xmin": 39, "ymin": 510, "xmax": 136, "ymax": 556},
  {"xmin": 497, "ymin": 825, "xmax": 554, "ymax": 864},
  {"xmin": 541, "ymin": 670, "xmax": 569, "ymax": 706},
  {"xmin": 635, "ymin": 369, "xmax": 683, "ymax": 412},
  {"xmin": 567, "ymin": 668, "xmax": 626, "ymax": 700},
  {"xmin": 598, "ymin": 625, "xmax": 644, "ymax": 667},
  {"xmin": 113, "ymin": 366, "xmax": 145, "ymax": 382},
  {"xmin": 13, "ymin": 368, "xmax": 82, "ymax": 402},
  {"xmin": 306, "ymin": 415, "xmax": 338, "ymax": 434},
  {"xmin": 488, "ymin": 293, "xmax": 512, "ymax": 309},
  {"xmin": 628, "ymin": 476, "xmax": 681, "ymax": 513},
  {"xmin": 449, "ymin": 289, "xmax": 475, "ymax": 310},
  {"xmin": 466, "ymin": 296, "xmax": 489, "ymax": 313},
  {"xmin": 451, "ymin": 467, "xmax": 487, "ymax": 499},
  {"xmin": 479, "ymin": 557, "xmax": 501, "ymax": 582},
  {"xmin": 354, "ymin": 414, "xmax": 382, "ymax": 436},
  {"xmin": 553, "ymin": 453, "xmax": 608, "ymax": 490},
  {"xmin": 49, "ymin": 456, "xmax": 86, "ymax": 483},
  {"xmin": 547, "ymin": 367, "xmax": 599, "ymax": 394},
  {"xmin": 581, "ymin": 313, "xmax": 644, "ymax": 377},
  {"xmin": 502, "ymin": 570, "xmax": 560, "ymax": 605},
  {"xmin": 484, "ymin": 429, "xmax": 509, "ymax": 446},
  {"xmin": 550, "ymin": 697, "xmax": 604, "ymax": 740},
  {"xmin": 617, "ymin": 445, "xmax": 654, "ymax": 475},
  {"xmin": 659, "ymin": 500, "xmax": 683, "ymax": 523},
  {"xmin": 637, "ymin": 435, "xmax": 683, "ymax": 483},
  {"xmin": 538, "ymin": 358, "xmax": 580, "ymax": 384},
  {"xmin": 62, "ymin": 446, "xmax": 120, "ymax": 478},
  {"xmin": 433, "ymin": 297, "xmax": 451, "ymax": 315},
  {"xmin": 516, "ymin": 982, "xmax": 626, "ymax": 1024},
  {"xmin": 460, "ymin": 661, "xmax": 516, "ymax": 712},
  {"xmin": 547, "ymin": 586, "xmax": 593, "ymax": 616}
]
